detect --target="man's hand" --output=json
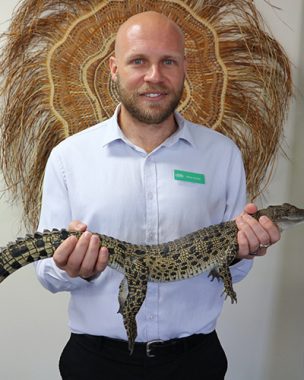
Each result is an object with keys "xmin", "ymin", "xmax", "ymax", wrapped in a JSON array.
[
  {"xmin": 53, "ymin": 221, "xmax": 109, "ymax": 279},
  {"xmin": 236, "ymin": 203, "xmax": 281, "ymax": 259}
]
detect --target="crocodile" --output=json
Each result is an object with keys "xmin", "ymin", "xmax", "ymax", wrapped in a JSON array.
[{"xmin": 0, "ymin": 203, "xmax": 303, "ymax": 352}]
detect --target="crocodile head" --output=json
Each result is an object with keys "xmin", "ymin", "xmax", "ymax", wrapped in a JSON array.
[{"xmin": 255, "ymin": 203, "xmax": 304, "ymax": 232}]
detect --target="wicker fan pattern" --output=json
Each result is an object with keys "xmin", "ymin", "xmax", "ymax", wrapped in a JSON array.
[{"xmin": 0, "ymin": 0, "xmax": 291, "ymax": 229}]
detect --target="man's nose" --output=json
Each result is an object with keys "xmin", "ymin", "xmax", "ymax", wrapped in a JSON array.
[{"xmin": 144, "ymin": 64, "xmax": 163, "ymax": 83}]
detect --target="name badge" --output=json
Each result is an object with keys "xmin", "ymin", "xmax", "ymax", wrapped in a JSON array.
[{"xmin": 174, "ymin": 169, "xmax": 205, "ymax": 184}]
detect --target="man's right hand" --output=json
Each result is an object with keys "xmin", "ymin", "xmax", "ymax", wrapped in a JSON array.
[{"xmin": 53, "ymin": 221, "xmax": 109, "ymax": 280}]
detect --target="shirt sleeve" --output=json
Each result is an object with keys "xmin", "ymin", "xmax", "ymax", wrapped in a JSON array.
[
  {"xmin": 222, "ymin": 145, "xmax": 253, "ymax": 283},
  {"xmin": 35, "ymin": 148, "xmax": 90, "ymax": 293}
]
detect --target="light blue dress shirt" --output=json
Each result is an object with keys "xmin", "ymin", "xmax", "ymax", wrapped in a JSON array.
[{"xmin": 36, "ymin": 105, "xmax": 253, "ymax": 342}]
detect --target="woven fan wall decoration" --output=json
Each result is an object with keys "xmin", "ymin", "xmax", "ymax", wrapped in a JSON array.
[{"xmin": 0, "ymin": 0, "xmax": 291, "ymax": 229}]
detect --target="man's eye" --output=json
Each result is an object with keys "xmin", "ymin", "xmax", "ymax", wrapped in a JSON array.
[
  {"xmin": 164, "ymin": 59, "xmax": 174, "ymax": 65},
  {"xmin": 133, "ymin": 58, "xmax": 143, "ymax": 65}
]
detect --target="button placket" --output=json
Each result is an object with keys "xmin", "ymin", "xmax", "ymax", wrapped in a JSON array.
[
  {"xmin": 143, "ymin": 156, "xmax": 158, "ymax": 245},
  {"xmin": 143, "ymin": 155, "xmax": 159, "ymax": 339}
]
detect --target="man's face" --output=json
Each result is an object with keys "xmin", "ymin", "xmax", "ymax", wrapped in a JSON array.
[{"xmin": 110, "ymin": 17, "xmax": 186, "ymax": 125}]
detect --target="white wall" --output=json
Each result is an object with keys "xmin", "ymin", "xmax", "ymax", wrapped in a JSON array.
[
  {"xmin": 0, "ymin": 1, "xmax": 303, "ymax": 379},
  {"xmin": 0, "ymin": 4, "xmax": 70, "ymax": 379},
  {"xmin": 218, "ymin": 1, "xmax": 304, "ymax": 379}
]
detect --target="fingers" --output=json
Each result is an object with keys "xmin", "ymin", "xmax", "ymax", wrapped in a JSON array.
[
  {"xmin": 65, "ymin": 231, "xmax": 93, "ymax": 277},
  {"xmin": 53, "ymin": 226, "xmax": 109, "ymax": 278},
  {"xmin": 95, "ymin": 247, "xmax": 110, "ymax": 273},
  {"xmin": 243, "ymin": 203, "xmax": 258, "ymax": 215},
  {"xmin": 236, "ymin": 214, "xmax": 270, "ymax": 253},
  {"xmin": 68, "ymin": 220, "xmax": 87, "ymax": 232},
  {"xmin": 53, "ymin": 235, "xmax": 79, "ymax": 269},
  {"xmin": 79, "ymin": 235, "xmax": 109, "ymax": 278},
  {"xmin": 236, "ymin": 206, "xmax": 281, "ymax": 259},
  {"xmin": 259, "ymin": 215, "xmax": 281, "ymax": 243},
  {"xmin": 237, "ymin": 231, "xmax": 254, "ymax": 260},
  {"xmin": 78, "ymin": 234, "xmax": 100, "ymax": 278}
]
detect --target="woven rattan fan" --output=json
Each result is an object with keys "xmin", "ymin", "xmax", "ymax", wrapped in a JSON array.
[{"xmin": 0, "ymin": 0, "xmax": 291, "ymax": 229}]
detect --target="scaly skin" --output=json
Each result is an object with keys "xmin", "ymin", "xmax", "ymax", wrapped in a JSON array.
[{"xmin": 1, "ymin": 203, "xmax": 303, "ymax": 352}]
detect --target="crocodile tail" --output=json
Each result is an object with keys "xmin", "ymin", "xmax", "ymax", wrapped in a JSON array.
[
  {"xmin": 120, "ymin": 257, "xmax": 149, "ymax": 354},
  {"xmin": 0, "ymin": 229, "xmax": 74, "ymax": 283}
]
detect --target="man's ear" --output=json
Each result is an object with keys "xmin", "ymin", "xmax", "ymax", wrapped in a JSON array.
[{"xmin": 109, "ymin": 56, "xmax": 118, "ymax": 82}]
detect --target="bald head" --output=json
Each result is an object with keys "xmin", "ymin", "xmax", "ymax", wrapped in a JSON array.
[
  {"xmin": 114, "ymin": 11, "xmax": 185, "ymax": 59},
  {"xmin": 109, "ymin": 11, "xmax": 187, "ymax": 128}
]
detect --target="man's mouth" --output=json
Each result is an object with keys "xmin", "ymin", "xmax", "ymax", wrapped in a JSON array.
[
  {"xmin": 144, "ymin": 93, "xmax": 162, "ymax": 98},
  {"xmin": 140, "ymin": 91, "xmax": 168, "ymax": 99}
]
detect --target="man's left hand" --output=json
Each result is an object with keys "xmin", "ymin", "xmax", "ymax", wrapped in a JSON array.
[{"xmin": 236, "ymin": 203, "xmax": 281, "ymax": 259}]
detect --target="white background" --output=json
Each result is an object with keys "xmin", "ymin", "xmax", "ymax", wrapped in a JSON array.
[{"xmin": 0, "ymin": 1, "xmax": 303, "ymax": 379}]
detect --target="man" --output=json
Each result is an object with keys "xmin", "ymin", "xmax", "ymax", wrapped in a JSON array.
[{"xmin": 36, "ymin": 11, "xmax": 280, "ymax": 380}]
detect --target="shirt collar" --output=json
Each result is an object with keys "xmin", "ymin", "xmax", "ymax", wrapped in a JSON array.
[
  {"xmin": 100, "ymin": 104, "xmax": 195, "ymax": 149},
  {"xmin": 100, "ymin": 105, "xmax": 126, "ymax": 147},
  {"xmin": 163, "ymin": 111, "xmax": 195, "ymax": 148}
]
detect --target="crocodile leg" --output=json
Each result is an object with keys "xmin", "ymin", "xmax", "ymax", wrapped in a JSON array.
[
  {"xmin": 208, "ymin": 244, "xmax": 237, "ymax": 303},
  {"xmin": 117, "ymin": 276, "xmax": 128, "ymax": 314},
  {"xmin": 217, "ymin": 262, "xmax": 237, "ymax": 303}
]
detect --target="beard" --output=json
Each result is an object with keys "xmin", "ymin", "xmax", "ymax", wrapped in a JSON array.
[{"xmin": 116, "ymin": 76, "xmax": 184, "ymax": 125}]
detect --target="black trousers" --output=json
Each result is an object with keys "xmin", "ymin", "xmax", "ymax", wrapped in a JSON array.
[{"xmin": 59, "ymin": 331, "xmax": 227, "ymax": 380}]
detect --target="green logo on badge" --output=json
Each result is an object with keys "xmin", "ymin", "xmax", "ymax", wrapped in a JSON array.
[{"xmin": 174, "ymin": 170, "xmax": 205, "ymax": 184}]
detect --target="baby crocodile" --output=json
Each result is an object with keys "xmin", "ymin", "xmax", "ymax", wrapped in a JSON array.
[{"xmin": 0, "ymin": 203, "xmax": 303, "ymax": 352}]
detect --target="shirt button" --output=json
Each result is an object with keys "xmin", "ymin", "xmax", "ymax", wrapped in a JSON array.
[{"xmin": 147, "ymin": 192, "xmax": 153, "ymax": 200}]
